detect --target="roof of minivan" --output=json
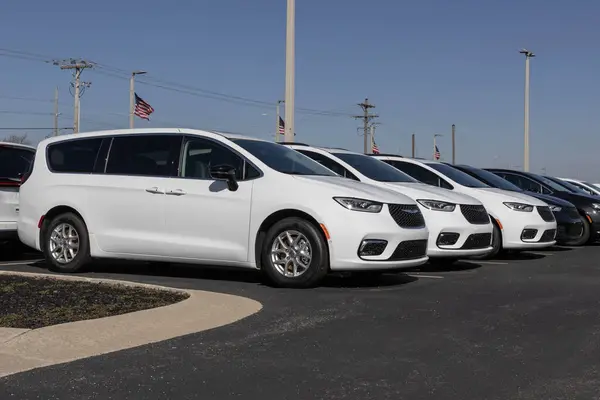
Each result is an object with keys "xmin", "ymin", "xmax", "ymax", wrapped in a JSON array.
[
  {"xmin": 38, "ymin": 128, "xmax": 265, "ymax": 147},
  {"xmin": 0, "ymin": 141, "xmax": 36, "ymax": 151}
]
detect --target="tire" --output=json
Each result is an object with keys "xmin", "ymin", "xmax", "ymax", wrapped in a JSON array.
[
  {"xmin": 43, "ymin": 212, "xmax": 91, "ymax": 273},
  {"xmin": 471, "ymin": 220, "xmax": 502, "ymax": 260},
  {"xmin": 260, "ymin": 217, "xmax": 329, "ymax": 288},
  {"xmin": 561, "ymin": 217, "xmax": 591, "ymax": 246}
]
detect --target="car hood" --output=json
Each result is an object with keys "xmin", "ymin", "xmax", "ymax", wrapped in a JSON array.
[
  {"xmin": 292, "ymin": 175, "xmax": 416, "ymax": 205},
  {"xmin": 381, "ymin": 182, "xmax": 481, "ymax": 205},
  {"xmin": 523, "ymin": 192, "xmax": 576, "ymax": 207},
  {"xmin": 471, "ymin": 187, "xmax": 548, "ymax": 206}
]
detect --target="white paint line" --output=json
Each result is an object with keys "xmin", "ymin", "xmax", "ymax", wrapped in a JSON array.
[
  {"xmin": 472, "ymin": 261, "xmax": 509, "ymax": 265},
  {"xmin": 0, "ymin": 260, "xmax": 43, "ymax": 266},
  {"xmin": 406, "ymin": 274, "xmax": 444, "ymax": 279}
]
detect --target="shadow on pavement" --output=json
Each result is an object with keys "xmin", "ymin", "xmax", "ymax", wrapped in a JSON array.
[
  {"xmin": 323, "ymin": 272, "xmax": 418, "ymax": 289},
  {"xmin": 21, "ymin": 260, "xmax": 419, "ymax": 290},
  {"xmin": 495, "ymin": 251, "xmax": 546, "ymax": 261},
  {"xmin": 410, "ymin": 260, "xmax": 482, "ymax": 273},
  {"xmin": 536, "ymin": 246, "xmax": 574, "ymax": 252}
]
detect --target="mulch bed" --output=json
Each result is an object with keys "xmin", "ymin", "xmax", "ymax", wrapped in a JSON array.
[{"xmin": 0, "ymin": 275, "xmax": 189, "ymax": 329}]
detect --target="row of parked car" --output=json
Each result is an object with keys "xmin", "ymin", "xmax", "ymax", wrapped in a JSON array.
[{"xmin": 2, "ymin": 129, "xmax": 599, "ymax": 288}]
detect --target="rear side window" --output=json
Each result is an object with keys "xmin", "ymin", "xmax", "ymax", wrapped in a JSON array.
[
  {"xmin": 47, "ymin": 138, "xmax": 103, "ymax": 173},
  {"xmin": 295, "ymin": 149, "xmax": 359, "ymax": 180},
  {"xmin": 105, "ymin": 135, "xmax": 182, "ymax": 177},
  {"xmin": 0, "ymin": 145, "xmax": 35, "ymax": 181}
]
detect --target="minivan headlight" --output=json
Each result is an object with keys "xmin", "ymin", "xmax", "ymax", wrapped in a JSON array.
[
  {"xmin": 333, "ymin": 197, "xmax": 383, "ymax": 213},
  {"xmin": 417, "ymin": 199, "xmax": 456, "ymax": 212},
  {"xmin": 549, "ymin": 205, "xmax": 562, "ymax": 212},
  {"xmin": 503, "ymin": 202, "xmax": 534, "ymax": 212}
]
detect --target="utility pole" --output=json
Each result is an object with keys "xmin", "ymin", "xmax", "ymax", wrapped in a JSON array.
[
  {"xmin": 354, "ymin": 98, "xmax": 378, "ymax": 154},
  {"xmin": 275, "ymin": 100, "xmax": 284, "ymax": 142},
  {"xmin": 520, "ymin": 49, "xmax": 535, "ymax": 172},
  {"xmin": 129, "ymin": 70, "xmax": 147, "ymax": 129},
  {"xmin": 411, "ymin": 133, "xmax": 415, "ymax": 158},
  {"xmin": 451, "ymin": 124, "xmax": 456, "ymax": 164},
  {"xmin": 284, "ymin": 0, "xmax": 295, "ymax": 142},
  {"xmin": 53, "ymin": 59, "xmax": 94, "ymax": 133},
  {"xmin": 53, "ymin": 87, "xmax": 59, "ymax": 136}
]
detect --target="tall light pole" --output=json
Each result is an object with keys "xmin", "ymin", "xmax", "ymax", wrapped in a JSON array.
[
  {"xmin": 433, "ymin": 134, "xmax": 443, "ymax": 160},
  {"xmin": 129, "ymin": 70, "xmax": 147, "ymax": 128},
  {"xmin": 520, "ymin": 49, "xmax": 535, "ymax": 172},
  {"xmin": 284, "ymin": 0, "xmax": 295, "ymax": 142}
]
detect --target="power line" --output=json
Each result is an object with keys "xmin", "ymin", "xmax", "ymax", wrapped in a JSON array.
[{"xmin": 0, "ymin": 47, "xmax": 356, "ymax": 119}]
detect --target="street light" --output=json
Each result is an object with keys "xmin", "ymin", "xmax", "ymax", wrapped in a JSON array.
[
  {"xmin": 433, "ymin": 134, "xmax": 443, "ymax": 160},
  {"xmin": 284, "ymin": 0, "xmax": 295, "ymax": 142},
  {"xmin": 129, "ymin": 70, "xmax": 147, "ymax": 129},
  {"xmin": 519, "ymin": 49, "xmax": 535, "ymax": 172}
]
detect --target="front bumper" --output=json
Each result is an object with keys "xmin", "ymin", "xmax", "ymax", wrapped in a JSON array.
[
  {"xmin": 499, "ymin": 210, "xmax": 557, "ymax": 250},
  {"xmin": 420, "ymin": 206, "xmax": 493, "ymax": 258},
  {"xmin": 554, "ymin": 210, "xmax": 584, "ymax": 243},
  {"xmin": 325, "ymin": 204, "xmax": 430, "ymax": 271}
]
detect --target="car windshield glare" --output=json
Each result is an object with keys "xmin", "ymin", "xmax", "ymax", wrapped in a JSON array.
[
  {"xmin": 231, "ymin": 139, "xmax": 337, "ymax": 176},
  {"xmin": 534, "ymin": 175, "xmax": 571, "ymax": 192},
  {"xmin": 330, "ymin": 153, "xmax": 418, "ymax": 182},
  {"xmin": 427, "ymin": 163, "xmax": 489, "ymax": 188},
  {"xmin": 460, "ymin": 166, "xmax": 522, "ymax": 191}
]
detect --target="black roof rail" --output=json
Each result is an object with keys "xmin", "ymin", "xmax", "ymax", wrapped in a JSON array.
[{"xmin": 278, "ymin": 142, "xmax": 309, "ymax": 146}]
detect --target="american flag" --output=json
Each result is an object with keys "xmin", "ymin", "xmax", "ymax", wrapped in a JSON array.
[
  {"xmin": 134, "ymin": 93, "xmax": 155, "ymax": 120},
  {"xmin": 278, "ymin": 116, "xmax": 285, "ymax": 135},
  {"xmin": 372, "ymin": 138, "xmax": 380, "ymax": 154},
  {"xmin": 434, "ymin": 145, "xmax": 441, "ymax": 160}
]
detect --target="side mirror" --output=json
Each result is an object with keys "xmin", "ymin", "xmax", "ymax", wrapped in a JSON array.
[{"xmin": 210, "ymin": 164, "xmax": 238, "ymax": 191}]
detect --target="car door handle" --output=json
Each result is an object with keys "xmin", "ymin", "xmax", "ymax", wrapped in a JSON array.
[
  {"xmin": 145, "ymin": 187, "xmax": 164, "ymax": 194},
  {"xmin": 166, "ymin": 189, "xmax": 186, "ymax": 196}
]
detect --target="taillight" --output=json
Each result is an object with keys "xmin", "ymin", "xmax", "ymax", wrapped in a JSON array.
[
  {"xmin": 0, "ymin": 179, "xmax": 20, "ymax": 187},
  {"xmin": 20, "ymin": 172, "xmax": 31, "ymax": 185}
]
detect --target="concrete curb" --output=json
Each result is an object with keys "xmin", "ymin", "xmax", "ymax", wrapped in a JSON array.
[{"xmin": 0, "ymin": 271, "xmax": 262, "ymax": 378}]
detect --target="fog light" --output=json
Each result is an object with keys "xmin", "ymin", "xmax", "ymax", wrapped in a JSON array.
[
  {"xmin": 358, "ymin": 240, "xmax": 388, "ymax": 257},
  {"xmin": 436, "ymin": 232, "xmax": 459, "ymax": 247},
  {"xmin": 521, "ymin": 229, "xmax": 537, "ymax": 240}
]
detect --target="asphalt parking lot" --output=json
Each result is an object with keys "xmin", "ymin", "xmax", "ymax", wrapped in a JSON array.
[{"xmin": 1, "ymin": 246, "xmax": 600, "ymax": 400}]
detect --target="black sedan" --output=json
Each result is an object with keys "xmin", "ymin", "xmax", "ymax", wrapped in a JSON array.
[
  {"xmin": 446, "ymin": 164, "xmax": 585, "ymax": 246},
  {"xmin": 486, "ymin": 168, "xmax": 600, "ymax": 244}
]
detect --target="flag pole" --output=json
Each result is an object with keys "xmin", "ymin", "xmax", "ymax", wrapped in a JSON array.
[{"xmin": 130, "ymin": 70, "xmax": 147, "ymax": 128}]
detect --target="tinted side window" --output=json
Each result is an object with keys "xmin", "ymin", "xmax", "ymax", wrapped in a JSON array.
[
  {"xmin": 106, "ymin": 135, "xmax": 182, "ymax": 177},
  {"xmin": 296, "ymin": 150, "xmax": 359, "ymax": 181},
  {"xmin": 181, "ymin": 137, "xmax": 250, "ymax": 181},
  {"xmin": 47, "ymin": 138, "xmax": 103, "ymax": 173},
  {"xmin": 386, "ymin": 160, "xmax": 445, "ymax": 187},
  {"xmin": 502, "ymin": 173, "xmax": 542, "ymax": 193}
]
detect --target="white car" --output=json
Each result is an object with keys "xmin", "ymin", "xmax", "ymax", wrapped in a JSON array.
[
  {"xmin": 18, "ymin": 129, "xmax": 430, "ymax": 288},
  {"xmin": 283, "ymin": 144, "xmax": 494, "ymax": 261},
  {"xmin": 557, "ymin": 177, "xmax": 600, "ymax": 197},
  {"xmin": 0, "ymin": 142, "xmax": 36, "ymax": 247},
  {"xmin": 373, "ymin": 156, "xmax": 558, "ymax": 255}
]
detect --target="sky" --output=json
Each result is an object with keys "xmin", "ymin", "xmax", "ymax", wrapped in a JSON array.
[{"xmin": 0, "ymin": 0, "xmax": 599, "ymax": 180}]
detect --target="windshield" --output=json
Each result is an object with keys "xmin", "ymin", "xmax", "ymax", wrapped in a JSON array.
[
  {"xmin": 543, "ymin": 176, "xmax": 589, "ymax": 194},
  {"xmin": 427, "ymin": 163, "xmax": 490, "ymax": 188},
  {"xmin": 231, "ymin": 139, "xmax": 337, "ymax": 176},
  {"xmin": 456, "ymin": 165, "xmax": 522, "ymax": 191},
  {"xmin": 533, "ymin": 175, "xmax": 572, "ymax": 193},
  {"xmin": 0, "ymin": 146, "xmax": 35, "ymax": 179},
  {"xmin": 330, "ymin": 153, "xmax": 418, "ymax": 182}
]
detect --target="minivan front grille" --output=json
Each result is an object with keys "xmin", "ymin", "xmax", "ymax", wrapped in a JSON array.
[
  {"xmin": 388, "ymin": 204, "xmax": 426, "ymax": 228},
  {"xmin": 460, "ymin": 205, "xmax": 490, "ymax": 225},
  {"xmin": 566, "ymin": 207, "xmax": 580, "ymax": 220},
  {"xmin": 537, "ymin": 206, "xmax": 555, "ymax": 222},
  {"xmin": 387, "ymin": 240, "xmax": 428, "ymax": 261}
]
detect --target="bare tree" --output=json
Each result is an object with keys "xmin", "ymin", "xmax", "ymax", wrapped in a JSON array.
[{"xmin": 2, "ymin": 134, "xmax": 32, "ymax": 145}]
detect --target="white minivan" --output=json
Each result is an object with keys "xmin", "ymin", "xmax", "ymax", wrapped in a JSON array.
[
  {"xmin": 0, "ymin": 142, "xmax": 36, "ymax": 246},
  {"xmin": 283, "ymin": 144, "xmax": 494, "ymax": 262},
  {"xmin": 18, "ymin": 129, "xmax": 431, "ymax": 288}
]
